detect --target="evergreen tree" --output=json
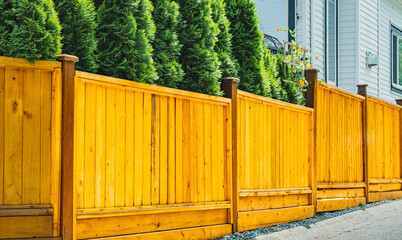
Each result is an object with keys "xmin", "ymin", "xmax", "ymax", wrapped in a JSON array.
[
  {"xmin": 211, "ymin": 0, "xmax": 238, "ymax": 79},
  {"xmin": 0, "ymin": 0, "xmax": 62, "ymax": 63},
  {"xmin": 177, "ymin": 0, "xmax": 222, "ymax": 95},
  {"xmin": 152, "ymin": 0, "xmax": 184, "ymax": 88},
  {"xmin": 55, "ymin": 0, "xmax": 98, "ymax": 72},
  {"xmin": 226, "ymin": 0, "xmax": 269, "ymax": 96},
  {"xmin": 131, "ymin": 0, "xmax": 158, "ymax": 84},
  {"xmin": 96, "ymin": 0, "xmax": 138, "ymax": 80}
]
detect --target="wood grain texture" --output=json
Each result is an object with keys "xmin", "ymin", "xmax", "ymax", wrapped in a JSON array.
[
  {"xmin": 366, "ymin": 96, "xmax": 402, "ymax": 200},
  {"xmin": 238, "ymin": 205, "xmax": 314, "ymax": 232}
]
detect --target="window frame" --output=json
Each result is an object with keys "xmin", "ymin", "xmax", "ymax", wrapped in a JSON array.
[
  {"xmin": 391, "ymin": 25, "xmax": 402, "ymax": 94},
  {"xmin": 325, "ymin": 0, "xmax": 338, "ymax": 86}
]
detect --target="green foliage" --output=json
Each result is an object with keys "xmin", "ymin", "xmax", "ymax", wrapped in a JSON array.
[
  {"xmin": 0, "ymin": 0, "xmax": 62, "ymax": 63},
  {"xmin": 262, "ymin": 46, "xmax": 286, "ymax": 101},
  {"xmin": 96, "ymin": 0, "xmax": 138, "ymax": 80},
  {"xmin": 55, "ymin": 0, "xmax": 98, "ymax": 72},
  {"xmin": 275, "ymin": 53, "xmax": 304, "ymax": 104},
  {"xmin": 225, "ymin": 0, "xmax": 269, "ymax": 96},
  {"xmin": 211, "ymin": 0, "xmax": 238, "ymax": 79},
  {"xmin": 177, "ymin": 0, "xmax": 222, "ymax": 96},
  {"xmin": 132, "ymin": 0, "xmax": 158, "ymax": 83},
  {"xmin": 152, "ymin": 0, "xmax": 184, "ymax": 88}
]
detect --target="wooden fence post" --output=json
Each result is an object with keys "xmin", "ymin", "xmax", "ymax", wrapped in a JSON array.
[
  {"xmin": 305, "ymin": 69, "xmax": 318, "ymax": 214},
  {"xmin": 305, "ymin": 69, "xmax": 318, "ymax": 108},
  {"xmin": 357, "ymin": 84, "xmax": 369, "ymax": 203},
  {"xmin": 221, "ymin": 77, "xmax": 240, "ymax": 233},
  {"xmin": 57, "ymin": 54, "xmax": 79, "ymax": 240},
  {"xmin": 396, "ymin": 99, "xmax": 402, "ymax": 183}
]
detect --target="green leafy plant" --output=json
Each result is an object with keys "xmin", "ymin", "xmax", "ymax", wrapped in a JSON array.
[
  {"xmin": 0, "ymin": 0, "xmax": 62, "ymax": 63},
  {"xmin": 211, "ymin": 0, "xmax": 238, "ymax": 79},
  {"xmin": 55, "ymin": 0, "xmax": 98, "ymax": 72},
  {"xmin": 359, "ymin": 202, "xmax": 365, "ymax": 206},
  {"xmin": 226, "ymin": 0, "xmax": 269, "ymax": 97},
  {"xmin": 177, "ymin": 0, "xmax": 222, "ymax": 96},
  {"xmin": 132, "ymin": 0, "xmax": 158, "ymax": 84},
  {"xmin": 96, "ymin": 0, "xmax": 138, "ymax": 80},
  {"xmin": 152, "ymin": 0, "xmax": 184, "ymax": 88}
]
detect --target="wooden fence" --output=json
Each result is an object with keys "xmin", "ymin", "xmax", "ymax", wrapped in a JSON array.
[
  {"xmin": 1, "ymin": 57, "xmax": 402, "ymax": 239},
  {"xmin": 0, "ymin": 56, "xmax": 62, "ymax": 238},
  {"xmin": 366, "ymin": 96, "xmax": 402, "ymax": 202},
  {"xmin": 73, "ymin": 71, "xmax": 233, "ymax": 239},
  {"xmin": 232, "ymin": 88, "xmax": 315, "ymax": 232},
  {"xmin": 306, "ymin": 75, "xmax": 366, "ymax": 212}
]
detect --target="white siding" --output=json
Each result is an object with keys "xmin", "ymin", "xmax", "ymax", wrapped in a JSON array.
[
  {"xmin": 358, "ymin": 0, "xmax": 380, "ymax": 97},
  {"xmin": 311, "ymin": 0, "xmax": 326, "ymax": 80},
  {"xmin": 377, "ymin": 0, "xmax": 402, "ymax": 102},
  {"xmin": 337, "ymin": 0, "xmax": 358, "ymax": 92},
  {"xmin": 255, "ymin": 0, "xmax": 288, "ymax": 42},
  {"xmin": 295, "ymin": 0, "xmax": 312, "ymax": 50}
]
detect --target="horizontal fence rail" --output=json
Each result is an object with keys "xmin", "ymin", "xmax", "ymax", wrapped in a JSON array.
[{"xmin": 1, "ymin": 57, "xmax": 402, "ymax": 239}]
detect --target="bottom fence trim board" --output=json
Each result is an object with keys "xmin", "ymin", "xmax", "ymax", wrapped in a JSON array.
[
  {"xmin": 317, "ymin": 188, "xmax": 365, "ymax": 199},
  {"xmin": 79, "ymin": 224, "xmax": 232, "ymax": 240},
  {"xmin": 239, "ymin": 194, "xmax": 311, "ymax": 211},
  {"xmin": 237, "ymin": 205, "xmax": 315, "ymax": 232},
  {"xmin": 368, "ymin": 191, "xmax": 402, "ymax": 202},
  {"xmin": 0, "ymin": 215, "xmax": 53, "ymax": 239},
  {"xmin": 317, "ymin": 197, "xmax": 366, "ymax": 212},
  {"xmin": 369, "ymin": 183, "xmax": 402, "ymax": 192},
  {"xmin": 76, "ymin": 208, "xmax": 229, "ymax": 239}
]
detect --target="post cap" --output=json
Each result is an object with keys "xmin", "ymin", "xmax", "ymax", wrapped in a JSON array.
[
  {"xmin": 357, "ymin": 84, "xmax": 368, "ymax": 96},
  {"xmin": 222, "ymin": 77, "xmax": 240, "ymax": 83},
  {"xmin": 57, "ymin": 54, "xmax": 79, "ymax": 63},
  {"xmin": 396, "ymin": 99, "xmax": 402, "ymax": 106}
]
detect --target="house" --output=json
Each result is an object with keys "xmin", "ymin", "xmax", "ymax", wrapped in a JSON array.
[{"xmin": 255, "ymin": 0, "xmax": 402, "ymax": 103}]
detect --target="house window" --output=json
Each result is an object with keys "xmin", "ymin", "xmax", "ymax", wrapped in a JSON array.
[
  {"xmin": 392, "ymin": 26, "xmax": 402, "ymax": 90},
  {"xmin": 326, "ymin": 0, "xmax": 337, "ymax": 85}
]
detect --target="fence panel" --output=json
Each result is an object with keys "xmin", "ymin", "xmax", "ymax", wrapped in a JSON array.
[
  {"xmin": 314, "ymin": 82, "xmax": 366, "ymax": 212},
  {"xmin": 0, "ymin": 57, "xmax": 62, "ymax": 238},
  {"xmin": 236, "ymin": 90, "xmax": 314, "ymax": 232},
  {"xmin": 366, "ymin": 96, "xmax": 402, "ymax": 202},
  {"xmin": 74, "ymin": 71, "xmax": 232, "ymax": 239}
]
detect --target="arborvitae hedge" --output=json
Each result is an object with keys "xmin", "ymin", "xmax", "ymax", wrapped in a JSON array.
[
  {"xmin": 96, "ymin": 0, "xmax": 138, "ymax": 80},
  {"xmin": 262, "ymin": 46, "xmax": 286, "ymax": 101},
  {"xmin": 0, "ymin": 0, "xmax": 62, "ymax": 63},
  {"xmin": 226, "ymin": 0, "xmax": 269, "ymax": 96},
  {"xmin": 152, "ymin": 0, "xmax": 184, "ymax": 88},
  {"xmin": 55, "ymin": 0, "xmax": 98, "ymax": 72},
  {"xmin": 211, "ymin": 0, "xmax": 238, "ymax": 79},
  {"xmin": 132, "ymin": 0, "xmax": 158, "ymax": 84},
  {"xmin": 177, "ymin": 0, "xmax": 222, "ymax": 95}
]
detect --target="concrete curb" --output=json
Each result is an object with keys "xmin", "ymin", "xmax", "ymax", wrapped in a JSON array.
[{"xmin": 254, "ymin": 199, "xmax": 402, "ymax": 240}]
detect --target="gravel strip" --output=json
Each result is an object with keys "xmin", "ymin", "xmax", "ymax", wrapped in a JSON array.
[{"xmin": 214, "ymin": 199, "xmax": 397, "ymax": 240}]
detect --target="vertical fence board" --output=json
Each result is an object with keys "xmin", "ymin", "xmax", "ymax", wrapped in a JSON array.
[
  {"xmin": 95, "ymin": 86, "xmax": 106, "ymax": 208},
  {"xmin": 0, "ymin": 67, "xmax": 4, "ymax": 205},
  {"xmin": 22, "ymin": 70, "xmax": 41, "ymax": 204},
  {"xmin": 4, "ymin": 68, "xmax": 23, "ymax": 205}
]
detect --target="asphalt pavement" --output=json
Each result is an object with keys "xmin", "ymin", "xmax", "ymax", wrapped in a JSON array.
[{"xmin": 254, "ymin": 199, "xmax": 402, "ymax": 240}]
